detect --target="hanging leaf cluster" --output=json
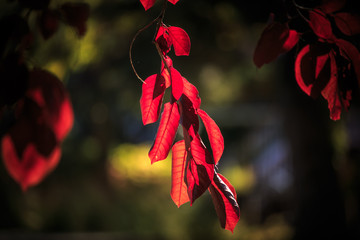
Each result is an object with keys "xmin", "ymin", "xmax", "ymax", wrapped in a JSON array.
[
  {"xmin": 0, "ymin": 0, "xmax": 89, "ymax": 190},
  {"xmin": 254, "ymin": 0, "xmax": 360, "ymax": 120},
  {"xmin": 135, "ymin": 0, "xmax": 240, "ymax": 232}
]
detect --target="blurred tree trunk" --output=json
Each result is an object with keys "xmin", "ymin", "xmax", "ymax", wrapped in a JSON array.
[{"xmin": 281, "ymin": 56, "xmax": 347, "ymax": 239}]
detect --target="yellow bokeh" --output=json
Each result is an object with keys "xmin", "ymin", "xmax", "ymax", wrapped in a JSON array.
[{"xmin": 108, "ymin": 143, "xmax": 171, "ymax": 185}]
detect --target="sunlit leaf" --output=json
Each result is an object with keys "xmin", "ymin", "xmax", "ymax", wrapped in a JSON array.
[
  {"xmin": 140, "ymin": 0, "xmax": 156, "ymax": 10},
  {"xmin": 149, "ymin": 102, "xmax": 180, "ymax": 164},
  {"xmin": 168, "ymin": 26, "xmax": 191, "ymax": 56},
  {"xmin": 140, "ymin": 74, "xmax": 166, "ymax": 125},
  {"xmin": 209, "ymin": 173, "xmax": 240, "ymax": 233},
  {"xmin": 182, "ymin": 77, "xmax": 201, "ymax": 110},
  {"xmin": 171, "ymin": 67, "xmax": 183, "ymax": 100},
  {"xmin": 171, "ymin": 140, "xmax": 190, "ymax": 207},
  {"xmin": 197, "ymin": 109, "xmax": 224, "ymax": 165}
]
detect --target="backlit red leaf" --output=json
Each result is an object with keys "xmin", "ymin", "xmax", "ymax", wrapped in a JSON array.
[
  {"xmin": 171, "ymin": 67, "xmax": 183, "ymax": 100},
  {"xmin": 140, "ymin": 74, "xmax": 166, "ymax": 125},
  {"xmin": 167, "ymin": 0, "xmax": 180, "ymax": 4},
  {"xmin": 295, "ymin": 44, "xmax": 333, "ymax": 98},
  {"xmin": 167, "ymin": 26, "xmax": 191, "ymax": 56},
  {"xmin": 182, "ymin": 77, "xmax": 201, "ymax": 110},
  {"xmin": 209, "ymin": 173, "xmax": 240, "ymax": 233},
  {"xmin": 309, "ymin": 10, "xmax": 333, "ymax": 39},
  {"xmin": 171, "ymin": 140, "xmax": 190, "ymax": 207},
  {"xmin": 179, "ymin": 95, "xmax": 199, "ymax": 133},
  {"xmin": 197, "ymin": 109, "xmax": 224, "ymax": 165},
  {"xmin": 185, "ymin": 131, "xmax": 214, "ymax": 204},
  {"xmin": 149, "ymin": 102, "xmax": 180, "ymax": 164},
  {"xmin": 334, "ymin": 12, "xmax": 360, "ymax": 36},
  {"xmin": 253, "ymin": 21, "xmax": 299, "ymax": 68},
  {"xmin": 161, "ymin": 56, "xmax": 173, "ymax": 88},
  {"xmin": 139, "ymin": 0, "xmax": 156, "ymax": 11}
]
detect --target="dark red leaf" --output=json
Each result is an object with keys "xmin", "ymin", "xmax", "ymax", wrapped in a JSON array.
[
  {"xmin": 182, "ymin": 77, "xmax": 201, "ymax": 110},
  {"xmin": 294, "ymin": 44, "xmax": 333, "ymax": 98},
  {"xmin": 197, "ymin": 109, "xmax": 224, "ymax": 165},
  {"xmin": 171, "ymin": 67, "xmax": 184, "ymax": 100},
  {"xmin": 253, "ymin": 21, "xmax": 299, "ymax": 68},
  {"xmin": 140, "ymin": 0, "xmax": 156, "ymax": 10},
  {"xmin": 320, "ymin": 49, "xmax": 349, "ymax": 120},
  {"xmin": 167, "ymin": 27, "xmax": 191, "ymax": 56},
  {"xmin": 179, "ymin": 95, "xmax": 199, "ymax": 133},
  {"xmin": 171, "ymin": 140, "xmax": 190, "ymax": 207},
  {"xmin": 140, "ymin": 74, "xmax": 166, "ymax": 125},
  {"xmin": 336, "ymin": 39, "xmax": 360, "ymax": 87},
  {"xmin": 149, "ymin": 102, "xmax": 180, "ymax": 164},
  {"xmin": 156, "ymin": 25, "xmax": 173, "ymax": 54},
  {"xmin": 1, "ymin": 116, "xmax": 61, "ymax": 191},
  {"xmin": 334, "ymin": 12, "xmax": 360, "ymax": 36},
  {"xmin": 209, "ymin": 173, "xmax": 240, "ymax": 233},
  {"xmin": 2, "ymin": 135, "xmax": 61, "ymax": 191},
  {"xmin": 319, "ymin": 0, "xmax": 346, "ymax": 14},
  {"xmin": 161, "ymin": 56, "xmax": 173, "ymax": 88},
  {"xmin": 27, "ymin": 68, "xmax": 74, "ymax": 141},
  {"xmin": 309, "ymin": 10, "xmax": 334, "ymax": 39}
]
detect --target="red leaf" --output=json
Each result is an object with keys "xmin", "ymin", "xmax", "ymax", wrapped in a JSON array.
[
  {"xmin": 294, "ymin": 44, "xmax": 334, "ymax": 98},
  {"xmin": 140, "ymin": 0, "xmax": 156, "ymax": 10},
  {"xmin": 179, "ymin": 95, "xmax": 199, "ymax": 133},
  {"xmin": 167, "ymin": 27, "xmax": 191, "ymax": 56},
  {"xmin": 171, "ymin": 67, "xmax": 184, "ymax": 100},
  {"xmin": 253, "ymin": 21, "xmax": 299, "ymax": 68},
  {"xmin": 185, "ymin": 130, "xmax": 214, "ymax": 204},
  {"xmin": 156, "ymin": 25, "xmax": 173, "ymax": 54},
  {"xmin": 140, "ymin": 74, "xmax": 166, "ymax": 125},
  {"xmin": 320, "ymin": 49, "xmax": 349, "ymax": 120},
  {"xmin": 167, "ymin": 0, "xmax": 180, "ymax": 4},
  {"xmin": 336, "ymin": 39, "xmax": 360, "ymax": 87},
  {"xmin": 171, "ymin": 140, "xmax": 190, "ymax": 207},
  {"xmin": 2, "ymin": 132, "xmax": 61, "ymax": 191},
  {"xmin": 309, "ymin": 10, "xmax": 334, "ymax": 40},
  {"xmin": 319, "ymin": 0, "xmax": 346, "ymax": 13},
  {"xmin": 182, "ymin": 77, "xmax": 201, "ymax": 110},
  {"xmin": 149, "ymin": 102, "xmax": 180, "ymax": 164},
  {"xmin": 334, "ymin": 12, "xmax": 360, "ymax": 36},
  {"xmin": 61, "ymin": 2, "xmax": 90, "ymax": 37},
  {"xmin": 197, "ymin": 109, "xmax": 224, "ymax": 165},
  {"xmin": 209, "ymin": 173, "xmax": 240, "ymax": 233},
  {"xmin": 27, "ymin": 69, "xmax": 73, "ymax": 141}
]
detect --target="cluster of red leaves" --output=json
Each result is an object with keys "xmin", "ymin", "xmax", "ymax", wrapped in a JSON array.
[
  {"xmin": 0, "ymin": 0, "xmax": 89, "ymax": 190},
  {"xmin": 254, "ymin": 0, "xmax": 360, "ymax": 120},
  {"xmin": 138, "ymin": 0, "xmax": 240, "ymax": 232}
]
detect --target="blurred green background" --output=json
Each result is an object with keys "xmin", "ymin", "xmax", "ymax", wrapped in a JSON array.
[{"xmin": 1, "ymin": 0, "xmax": 360, "ymax": 239}]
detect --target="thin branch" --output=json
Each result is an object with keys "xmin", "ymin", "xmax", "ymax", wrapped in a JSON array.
[{"xmin": 129, "ymin": 17, "xmax": 159, "ymax": 83}]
